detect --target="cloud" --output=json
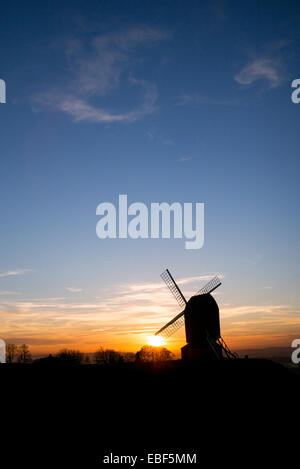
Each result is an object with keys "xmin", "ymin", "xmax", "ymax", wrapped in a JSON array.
[
  {"xmin": 1, "ymin": 273, "xmax": 298, "ymax": 353},
  {"xmin": 220, "ymin": 304, "xmax": 300, "ymax": 349},
  {"xmin": 162, "ymin": 138, "xmax": 174, "ymax": 145},
  {"xmin": 0, "ymin": 291, "xmax": 19, "ymax": 295},
  {"xmin": 0, "ymin": 269, "xmax": 31, "ymax": 278},
  {"xmin": 175, "ymin": 93, "xmax": 244, "ymax": 107},
  {"xmin": 0, "ymin": 274, "xmax": 220, "ymax": 348},
  {"xmin": 220, "ymin": 304, "xmax": 293, "ymax": 319},
  {"xmin": 177, "ymin": 274, "xmax": 224, "ymax": 285},
  {"xmin": 43, "ymin": 79, "xmax": 158, "ymax": 124},
  {"xmin": 122, "ymin": 274, "xmax": 223, "ymax": 294},
  {"xmin": 178, "ymin": 156, "xmax": 192, "ymax": 162},
  {"xmin": 65, "ymin": 287, "xmax": 84, "ymax": 293},
  {"xmin": 234, "ymin": 58, "xmax": 283, "ymax": 88},
  {"xmin": 175, "ymin": 94, "xmax": 193, "ymax": 106},
  {"xmin": 147, "ymin": 131, "xmax": 154, "ymax": 140},
  {"xmin": 33, "ymin": 27, "xmax": 169, "ymax": 123},
  {"xmin": 245, "ymin": 253, "xmax": 262, "ymax": 265},
  {"xmin": 73, "ymin": 27, "xmax": 169, "ymax": 96}
]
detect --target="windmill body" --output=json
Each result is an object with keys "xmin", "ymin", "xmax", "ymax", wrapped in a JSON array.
[
  {"xmin": 185, "ymin": 293, "xmax": 220, "ymax": 344},
  {"xmin": 156, "ymin": 269, "xmax": 237, "ymax": 360}
]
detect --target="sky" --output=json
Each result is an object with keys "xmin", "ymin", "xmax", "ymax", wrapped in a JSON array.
[{"xmin": 0, "ymin": 0, "xmax": 299, "ymax": 355}]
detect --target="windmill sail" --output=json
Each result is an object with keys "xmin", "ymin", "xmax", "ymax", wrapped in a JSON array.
[
  {"xmin": 161, "ymin": 269, "xmax": 187, "ymax": 308},
  {"xmin": 155, "ymin": 310, "xmax": 185, "ymax": 337},
  {"xmin": 197, "ymin": 276, "xmax": 221, "ymax": 295}
]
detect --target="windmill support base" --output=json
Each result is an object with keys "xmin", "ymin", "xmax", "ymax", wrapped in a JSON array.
[{"xmin": 181, "ymin": 343, "xmax": 222, "ymax": 361}]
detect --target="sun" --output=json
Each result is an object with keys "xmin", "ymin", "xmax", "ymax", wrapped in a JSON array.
[{"xmin": 147, "ymin": 335, "xmax": 166, "ymax": 347}]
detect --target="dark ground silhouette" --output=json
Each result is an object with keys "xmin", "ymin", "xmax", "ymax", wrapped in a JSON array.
[{"xmin": 1, "ymin": 358, "xmax": 299, "ymax": 467}]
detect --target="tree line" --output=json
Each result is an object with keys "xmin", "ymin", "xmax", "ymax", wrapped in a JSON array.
[
  {"xmin": 6, "ymin": 344, "xmax": 32, "ymax": 363},
  {"xmin": 4, "ymin": 343, "xmax": 174, "ymax": 365}
]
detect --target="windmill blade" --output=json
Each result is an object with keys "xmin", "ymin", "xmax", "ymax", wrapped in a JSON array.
[
  {"xmin": 161, "ymin": 269, "xmax": 187, "ymax": 308},
  {"xmin": 155, "ymin": 310, "xmax": 185, "ymax": 338},
  {"xmin": 197, "ymin": 276, "xmax": 221, "ymax": 295}
]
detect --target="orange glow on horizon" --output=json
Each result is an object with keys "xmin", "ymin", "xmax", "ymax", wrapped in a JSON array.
[{"xmin": 2, "ymin": 332, "xmax": 296, "ymax": 357}]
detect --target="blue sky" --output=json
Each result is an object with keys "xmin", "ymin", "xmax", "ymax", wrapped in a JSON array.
[{"xmin": 0, "ymin": 0, "xmax": 299, "ymax": 353}]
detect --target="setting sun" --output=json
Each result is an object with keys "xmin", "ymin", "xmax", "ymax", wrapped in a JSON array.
[{"xmin": 147, "ymin": 335, "xmax": 166, "ymax": 347}]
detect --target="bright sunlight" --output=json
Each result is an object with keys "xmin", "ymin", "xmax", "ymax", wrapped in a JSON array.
[{"xmin": 147, "ymin": 335, "xmax": 166, "ymax": 347}]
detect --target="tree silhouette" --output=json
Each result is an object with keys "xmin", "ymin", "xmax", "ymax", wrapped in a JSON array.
[
  {"xmin": 135, "ymin": 345, "xmax": 174, "ymax": 362},
  {"xmin": 56, "ymin": 349, "xmax": 84, "ymax": 365},
  {"xmin": 84, "ymin": 355, "xmax": 91, "ymax": 364},
  {"xmin": 122, "ymin": 352, "xmax": 135, "ymax": 362},
  {"xmin": 6, "ymin": 343, "xmax": 18, "ymax": 363},
  {"xmin": 94, "ymin": 347, "xmax": 124, "ymax": 365},
  {"xmin": 17, "ymin": 344, "xmax": 32, "ymax": 363}
]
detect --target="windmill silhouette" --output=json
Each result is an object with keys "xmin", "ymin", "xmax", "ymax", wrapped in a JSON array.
[{"xmin": 155, "ymin": 269, "xmax": 237, "ymax": 360}]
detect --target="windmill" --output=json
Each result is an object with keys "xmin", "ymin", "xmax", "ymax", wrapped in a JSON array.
[{"xmin": 155, "ymin": 269, "xmax": 237, "ymax": 360}]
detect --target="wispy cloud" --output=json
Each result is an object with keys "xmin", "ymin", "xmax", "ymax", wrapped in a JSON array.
[
  {"xmin": 65, "ymin": 286, "xmax": 84, "ymax": 293},
  {"xmin": 0, "ymin": 269, "xmax": 31, "ymax": 278},
  {"xmin": 1, "ymin": 273, "xmax": 298, "ymax": 353},
  {"xmin": 234, "ymin": 58, "xmax": 283, "ymax": 89},
  {"xmin": 0, "ymin": 274, "xmax": 221, "ymax": 350},
  {"xmin": 175, "ymin": 93, "xmax": 193, "ymax": 106},
  {"xmin": 175, "ymin": 93, "xmax": 244, "ymax": 107},
  {"xmin": 162, "ymin": 138, "xmax": 174, "ymax": 145},
  {"xmin": 177, "ymin": 55, "xmax": 284, "ymax": 108},
  {"xmin": 0, "ymin": 290, "xmax": 19, "ymax": 295},
  {"xmin": 71, "ymin": 28, "xmax": 169, "ymax": 96},
  {"xmin": 221, "ymin": 304, "xmax": 300, "ymax": 349},
  {"xmin": 245, "ymin": 253, "xmax": 262, "ymax": 265},
  {"xmin": 178, "ymin": 156, "xmax": 192, "ymax": 162},
  {"xmin": 33, "ymin": 27, "xmax": 170, "ymax": 123}
]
